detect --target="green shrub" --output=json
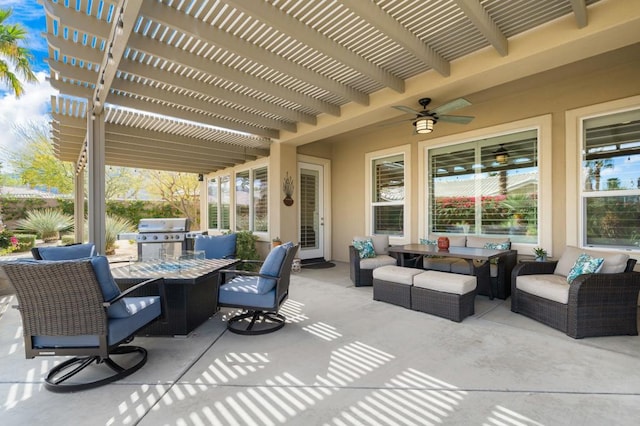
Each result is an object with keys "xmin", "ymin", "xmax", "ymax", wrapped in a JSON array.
[
  {"xmin": 105, "ymin": 215, "xmax": 134, "ymax": 255},
  {"xmin": 61, "ymin": 235, "xmax": 76, "ymax": 245},
  {"xmin": 15, "ymin": 209, "xmax": 74, "ymax": 242}
]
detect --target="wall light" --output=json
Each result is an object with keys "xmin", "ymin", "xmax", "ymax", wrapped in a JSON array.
[{"xmin": 414, "ymin": 117, "xmax": 434, "ymax": 134}]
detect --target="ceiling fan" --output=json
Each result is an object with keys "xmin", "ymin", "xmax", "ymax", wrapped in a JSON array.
[{"xmin": 392, "ymin": 97, "xmax": 475, "ymax": 134}]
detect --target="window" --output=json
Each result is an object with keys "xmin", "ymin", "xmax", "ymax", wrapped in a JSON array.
[
  {"xmin": 365, "ymin": 145, "xmax": 411, "ymax": 243},
  {"xmin": 580, "ymin": 108, "xmax": 640, "ymax": 249},
  {"xmin": 427, "ymin": 129, "xmax": 540, "ymax": 243},
  {"xmin": 234, "ymin": 166, "xmax": 268, "ymax": 233},
  {"xmin": 207, "ymin": 175, "xmax": 231, "ymax": 231}
]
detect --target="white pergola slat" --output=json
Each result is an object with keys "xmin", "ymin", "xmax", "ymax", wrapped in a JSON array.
[{"xmin": 43, "ymin": 0, "xmax": 611, "ymax": 174}]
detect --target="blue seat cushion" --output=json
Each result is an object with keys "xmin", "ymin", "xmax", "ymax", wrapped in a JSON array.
[
  {"xmin": 257, "ymin": 242, "xmax": 293, "ymax": 294},
  {"xmin": 33, "ymin": 295, "xmax": 161, "ymax": 347},
  {"xmin": 89, "ymin": 256, "xmax": 131, "ymax": 318},
  {"xmin": 219, "ymin": 276, "xmax": 277, "ymax": 309},
  {"xmin": 194, "ymin": 234, "xmax": 237, "ymax": 259},
  {"xmin": 37, "ymin": 243, "xmax": 96, "ymax": 260}
]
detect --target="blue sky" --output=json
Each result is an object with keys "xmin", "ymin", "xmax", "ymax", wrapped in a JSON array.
[{"xmin": 0, "ymin": 0, "xmax": 53, "ymax": 166}]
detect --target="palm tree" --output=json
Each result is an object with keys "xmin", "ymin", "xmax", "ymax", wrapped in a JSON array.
[{"xmin": 0, "ymin": 8, "xmax": 37, "ymax": 98}]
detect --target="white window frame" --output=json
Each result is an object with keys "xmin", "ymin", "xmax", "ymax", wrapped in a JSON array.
[
  {"xmin": 566, "ymin": 95, "xmax": 640, "ymax": 252},
  {"xmin": 418, "ymin": 115, "xmax": 553, "ymax": 256},
  {"xmin": 365, "ymin": 144, "xmax": 411, "ymax": 245},
  {"xmin": 206, "ymin": 158, "xmax": 269, "ymax": 238},
  {"xmin": 206, "ymin": 174, "xmax": 231, "ymax": 233}
]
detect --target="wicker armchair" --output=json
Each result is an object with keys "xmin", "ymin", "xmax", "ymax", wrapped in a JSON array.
[
  {"xmin": 1, "ymin": 257, "xmax": 165, "ymax": 392},
  {"xmin": 511, "ymin": 257, "xmax": 639, "ymax": 338}
]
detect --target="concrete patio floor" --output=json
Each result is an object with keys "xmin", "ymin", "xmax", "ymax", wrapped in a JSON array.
[{"xmin": 1, "ymin": 261, "xmax": 640, "ymax": 425}]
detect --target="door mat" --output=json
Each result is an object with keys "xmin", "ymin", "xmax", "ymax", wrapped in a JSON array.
[{"xmin": 301, "ymin": 262, "xmax": 336, "ymax": 269}]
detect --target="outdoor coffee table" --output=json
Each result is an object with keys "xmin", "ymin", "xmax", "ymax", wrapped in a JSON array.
[
  {"xmin": 112, "ymin": 257, "xmax": 240, "ymax": 336},
  {"xmin": 388, "ymin": 244, "xmax": 512, "ymax": 299}
]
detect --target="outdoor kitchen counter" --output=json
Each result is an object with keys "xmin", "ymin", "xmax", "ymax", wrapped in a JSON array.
[{"xmin": 112, "ymin": 258, "xmax": 240, "ymax": 336}]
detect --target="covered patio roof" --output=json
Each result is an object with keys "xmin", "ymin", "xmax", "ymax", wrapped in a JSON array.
[{"xmin": 44, "ymin": 0, "xmax": 639, "ymax": 174}]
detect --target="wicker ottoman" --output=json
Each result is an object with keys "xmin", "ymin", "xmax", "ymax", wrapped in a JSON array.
[
  {"xmin": 411, "ymin": 271, "xmax": 477, "ymax": 322},
  {"xmin": 372, "ymin": 265, "xmax": 423, "ymax": 309}
]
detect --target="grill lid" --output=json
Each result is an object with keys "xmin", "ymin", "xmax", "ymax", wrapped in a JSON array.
[{"xmin": 138, "ymin": 218, "xmax": 189, "ymax": 233}]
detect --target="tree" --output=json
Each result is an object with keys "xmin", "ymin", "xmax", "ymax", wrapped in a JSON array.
[
  {"xmin": 0, "ymin": 8, "xmax": 37, "ymax": 97},
  {"xmin": 105, "ymin": 166, "xmax": 143, "ymax": 199},
  {"xmin": 9, "ymin": 122, "xmax": 74, "ymax": 194},
  {"xmin": 142, "ymin": 170, "xmax": 200, "ymax": 229}
]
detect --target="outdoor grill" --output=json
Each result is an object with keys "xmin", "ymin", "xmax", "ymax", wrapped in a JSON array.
[{"xmin": 120, "ymin": 218, "xmax": 203, "ymax": 260}]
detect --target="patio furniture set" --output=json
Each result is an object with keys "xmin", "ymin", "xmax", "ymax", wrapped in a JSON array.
[
  {"xmin": 350, "ymin": 236, "xmax": 640, "ymax": 337},
  {"xmin": 0, "ymin": 238, "xmax": 298, "ymax": 392}
]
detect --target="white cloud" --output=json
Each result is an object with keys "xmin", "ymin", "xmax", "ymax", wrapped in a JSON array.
[{"xmin": 0, "ymin": 71, "xmax": 57, "ymax": 164}]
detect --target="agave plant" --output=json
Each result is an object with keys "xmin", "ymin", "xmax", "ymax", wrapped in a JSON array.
[
  {"xmin": 16, "ymin": 209, "xmax": 74, "ymax": 242},
  {"xmin": 105, "ymin": 215, "xmax": 134, "ymax": 255}
]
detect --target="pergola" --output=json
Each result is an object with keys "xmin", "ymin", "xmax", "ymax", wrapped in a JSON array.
[{"xmin": 42, "ymin": 0, "xmax": 639, "ymax": 253}]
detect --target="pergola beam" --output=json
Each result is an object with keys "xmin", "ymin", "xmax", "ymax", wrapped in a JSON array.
[{"xmin": 454, "ymin": 0, "xmax": 508, "ymax": 56}]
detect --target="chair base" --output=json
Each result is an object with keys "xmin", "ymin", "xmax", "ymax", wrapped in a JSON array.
[
  {"xmin": 44, "ymin": 345, "xmax": 148, "ymax": 393},
  {"xmin": 227, "ymin": 310, "xmax": 286, "ymax": 335}
]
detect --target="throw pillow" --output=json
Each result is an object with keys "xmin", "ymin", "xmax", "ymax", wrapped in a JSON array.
[
  {"xmin": 566, "ymin": 253, "xmax": 604, "ymax": 284},
  {"xmin": 484, "ymin": 242, "xmax": 511, "ymax": 250},
  {"xmin": 352, "ymin": 239, "xmax": 376, "ymax": 259},
  {"xmin": 419, "ymin": 238, "xmax": 437, "ymax": 245}
]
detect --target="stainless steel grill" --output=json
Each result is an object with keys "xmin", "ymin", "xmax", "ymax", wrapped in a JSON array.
[{"xmin": 117, "ymin": 218, "xmax": 204, "ymax": 260}]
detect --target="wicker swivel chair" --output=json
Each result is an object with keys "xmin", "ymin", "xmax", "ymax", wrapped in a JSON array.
[
  {"xmin": 218, "ymin": 243, "xmax": 298, "ymax": 335},
  {"xmin": 0, "ymin": 256, "xmax": 165, "ymax": 392}
]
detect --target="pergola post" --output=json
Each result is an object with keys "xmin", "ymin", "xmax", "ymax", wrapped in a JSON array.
[
  {"xmin": 73, "ymin": 165, "xmax": 85, "ymax": 243},
  {"xmin": 87, "ymin": 113, "xmax": 106, "ymax": 254}
]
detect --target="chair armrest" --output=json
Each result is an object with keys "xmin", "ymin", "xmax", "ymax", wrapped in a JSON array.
[
  {"xmin": 512, "ymin": 260, "xmax": 558, "ymax": 277},
  {"xmin": 349, "ymin": 246, "xmax": 360, "ymax": 271},
  {"xmin": 567, "ymin": 271, "xmax": 640, "ymax": 338},
  {"xmin": 105, "ymin": 277, "xmax": 167, "ymax": 320}
]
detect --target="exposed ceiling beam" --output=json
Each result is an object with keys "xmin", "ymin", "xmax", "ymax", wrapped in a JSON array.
[
  {"xmin": 141, "ymin": 1, "xmax": 369, "ymax": 106},
  {"xmin": 46, "ymin": 34, "xmax": 317, "ymax": 125},
  {"xmin": 569, "ymin": 0, "xmax": 589, "ymax": 28},
  {"xmin": 50, "ymin": 61, "xmax": 296, "ymax": 132},
  {"xmin": 224, "ymin": 0, "xmax": 404, "ymax": 93},
  {"xmin": 52, "ymin": 114, "xmax": 270, "ymax": 158},
  {"xmin": 127, "ymin": 32, "xmax": 341, "ymax": 117},
  {"xmin": 340, "ymin": 0, "xmax": 450, "ymax": 77},
  {"xmin": 454, "ymin": 0, "xmax": 508, "ymax": 56}
]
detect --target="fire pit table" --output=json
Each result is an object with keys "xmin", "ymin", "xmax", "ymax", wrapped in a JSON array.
[{"xmin": 112, "ymin": 257, "xmax": 239, "ymax": 336}]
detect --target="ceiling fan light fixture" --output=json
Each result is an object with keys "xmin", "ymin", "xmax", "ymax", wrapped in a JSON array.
[
  {"xmin": 494, "ymin": 144, "xmax": 509, "ymax": 164},
  {"xmin": 414, "ymin": 118, "xmax": 434, "ymax": 134}
]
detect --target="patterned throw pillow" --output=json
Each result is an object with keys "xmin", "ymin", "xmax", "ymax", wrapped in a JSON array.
[
  {"xmin": 484, "ymin": 242, "xmax": 511, "ymax": 250},
  {"xmin": 419, "ymin": 238, "xmax": 437, "ymax": 245},
  {"xmin": 353, "ymin": 239, "xmax": 376, "ymax": 259},
  {"xmin": 566, "ymin": 253, "xmax": 604, "ymax": 284}
]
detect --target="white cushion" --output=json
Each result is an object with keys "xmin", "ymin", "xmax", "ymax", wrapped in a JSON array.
[
  {"xmin": 373, "ymin": 265, "xmax": 423, "ymax": 285},
  {"xmin": 413, "ymin": 271, "xmax": 477, "ymax": 295},
  {"xmin": 516, "ymin": 274, "xmax": 570, "ymax": 304},
  {"xmin": 360, "ymin": 255, "xmax": 397, "ymax": 270},
  {"xmin": 354, "ymin": 235, "xmax": 389, "ymax": 255},
  {"xmin": 554, "ymin": 246, "xmax": 629, "ymax": 276},
  {"xmin": 466, "ymin": 236, "xmax": 510, "ymax": 249}
]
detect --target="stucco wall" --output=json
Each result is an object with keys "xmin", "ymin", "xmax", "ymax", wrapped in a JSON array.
[{"xmin": 313, "ymin": 43, "xmax": 640, "ymax": 262}]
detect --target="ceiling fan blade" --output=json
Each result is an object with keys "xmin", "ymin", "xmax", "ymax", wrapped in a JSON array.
[
  {"xmin": 392, "ymin": 105, "xmax": 422, "ymax": 115},
  {"xmin": 432, "ymin": 97, "xmax": 472, "ymax": 115},
  {"xmin": 437, "ymin": 114, "xmax": 475, "ymax": 124}
]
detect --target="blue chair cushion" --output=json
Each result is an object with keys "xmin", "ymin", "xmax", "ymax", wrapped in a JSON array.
[
  {"xmin": 194, "ymin": 234, "xmax": 237, "ymax": 259},
  {"xmin": 89, "ymin": 256, "xmax": 131, "ymax": 318},
  {"xmin": 37, "ymin": 243, "xmax": 96, "ymax": 260},
  {"xmin": 33, "ymin": 295, "xmax": 161, "ymax": 347},
  {"xmin": 219, "ymin": 276, "xmax": 277, "ymax": 309},
  {"xmin": 257, "ymin": 242, "xmax": 293, "ymax": 294}
]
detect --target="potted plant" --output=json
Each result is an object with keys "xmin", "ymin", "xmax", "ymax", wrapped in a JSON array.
[
  {"xmin": 533, "ymin": 247, "xmax": 548, "ymax": 262},
  {"xmin": 272, "ymin": 237, "xmax": 282, "ymax": 248}
]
